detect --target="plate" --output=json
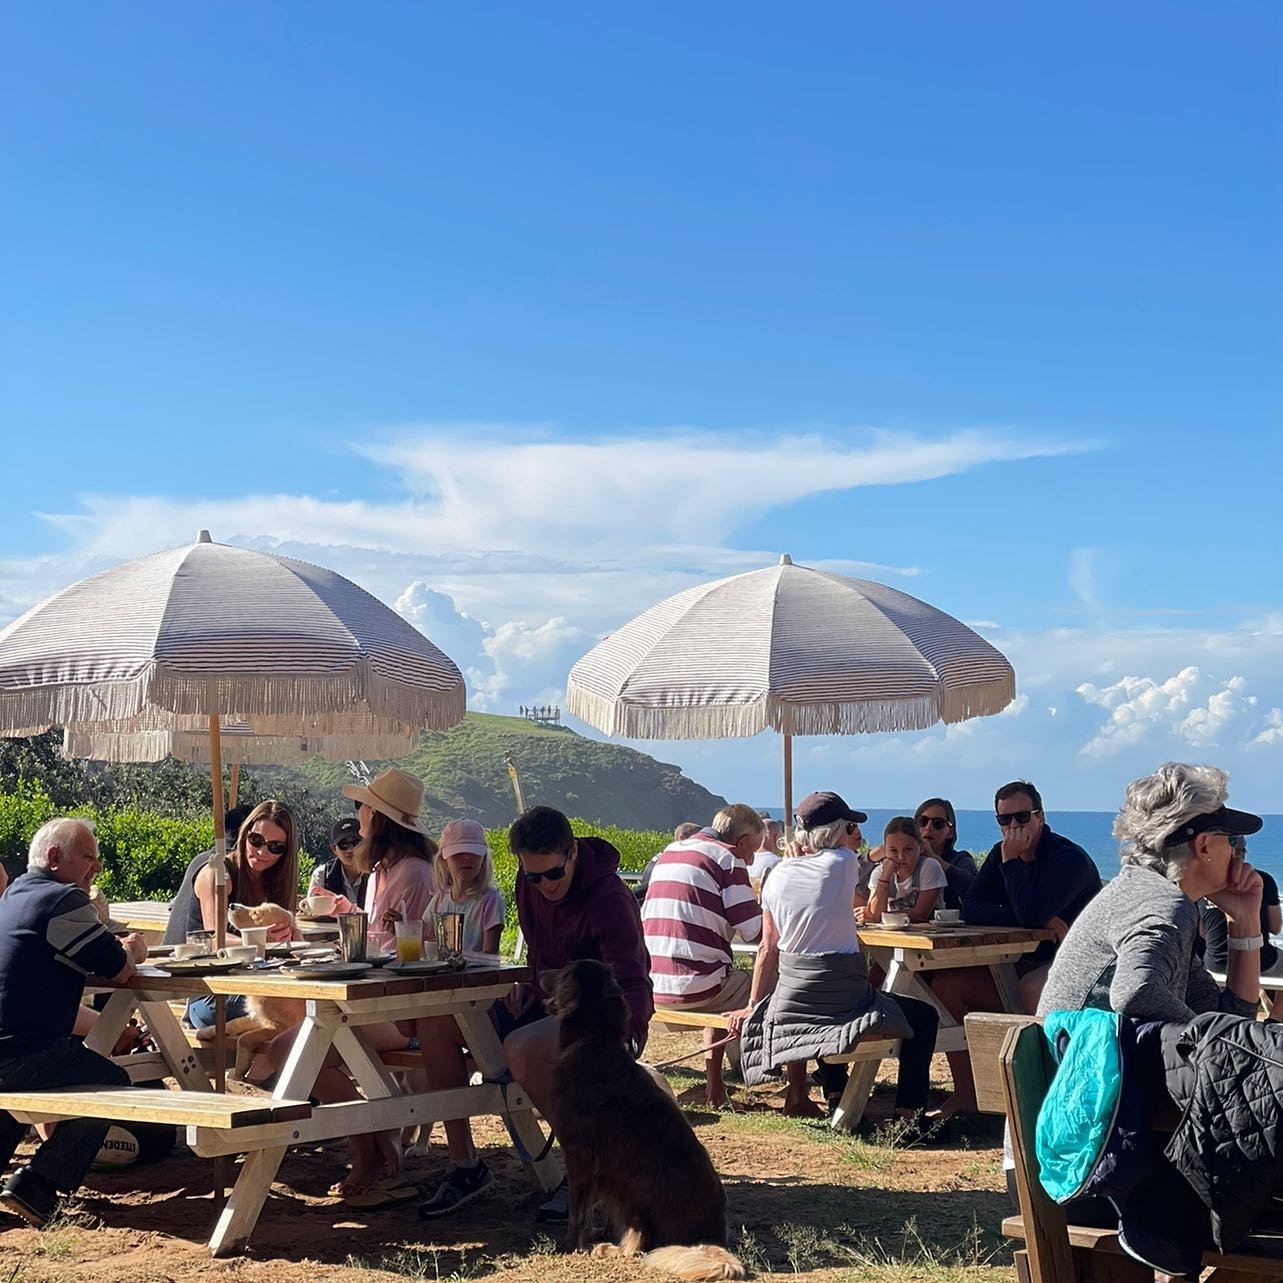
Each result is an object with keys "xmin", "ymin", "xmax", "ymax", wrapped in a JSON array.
[
  {"xmin": 382, "ymin": 958, "xmax": 454, "ymax": 975},
  {"xmin": 155, "ymin": 957, "xmax": 249, "ymax": 975},
  {"xmin": 296, "ymin": 913, "xmax": 337, "ymax": 923},
  {"xmin": 280, "ymin": 962, "xmax": 374, "ymax": 980}
]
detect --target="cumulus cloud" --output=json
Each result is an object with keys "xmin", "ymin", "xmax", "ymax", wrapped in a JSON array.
[
  {"xmin": 1252, "ymin": 708, "xmax": 1283, "ymax": 748},
  {"xmin": 1075, "ymin": 667, "xmax": 1256, "ymax": 759}
]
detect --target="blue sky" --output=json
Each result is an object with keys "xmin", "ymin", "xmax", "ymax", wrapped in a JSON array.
[{"xmin": 2, "ymin": 3, "xmax": 1280, "ymax": 811}]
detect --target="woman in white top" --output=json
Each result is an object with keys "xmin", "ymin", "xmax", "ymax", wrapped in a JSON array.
[{"xmin": 728, "ymin": 791, "xmax": 941, "ymax": 1123}]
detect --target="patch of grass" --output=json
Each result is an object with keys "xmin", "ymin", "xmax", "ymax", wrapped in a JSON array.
[
  {"xmin": 344, "ymin": 1248, "xmax": 482, "ymax": 1281},
  {"xmin": 765, "ymin": 1216, "xmax": 1004, "ymax": 1279},
  {"xmin": 708, "ymin": 1107, "xmax": 896, "ymax": 1172},
  {"xmin": 28, "ymin": 1232, "xmax": 76, "ymax": 1260}
]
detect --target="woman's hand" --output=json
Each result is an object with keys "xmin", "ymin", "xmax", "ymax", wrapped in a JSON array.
[
  {"xmin": 854, "ymin": 905, "xmax": 869, "ymax": 925},
  {"xmin": 266, "ymin": 921, "xmax": 293, "ymax": 944},
  {"xmin": 328, "ymin": 894, "xmax": 355, "ymax": 916},
  {"xmin": 1210, "ymin": 857, "xmax": 1264, "ymax": 932}
]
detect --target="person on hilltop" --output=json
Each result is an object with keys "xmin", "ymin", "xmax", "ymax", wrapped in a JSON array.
[
  {"xmin": 0, "ymin": 818, "xmax": 149, "ymax": 1228},
  {"xmin": 642, "ymin": 804, "xmax": 764, "ymax": 1106},
  {"xmin": 633, "ymin": 821, "xmax": 701, "ymax": 903},
  {"xmin": 449, "ymin": 805, "xmax": 652, "ymax": 1226}
]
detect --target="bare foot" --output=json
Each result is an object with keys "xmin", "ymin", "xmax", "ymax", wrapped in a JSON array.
[
  {"xmin": 782, "ymin": 1096, "xmax": 824, "ymax": 1118},
  {"xmin": 706, "ymin": 1088, "xmax": 730, "ymax": 1108},
  {"xmin": 938, "ymin": 1092, "xmax": 977, "ymax": 1120}
]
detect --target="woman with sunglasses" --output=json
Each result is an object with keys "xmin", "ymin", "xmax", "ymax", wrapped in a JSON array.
[
  {"xmin": 914, "ymin": 798, "xmax": 977, "ymax": 911},
  {"xmin": 170, "ymin": 799, "xmax": 300, "ymax": 1030}
]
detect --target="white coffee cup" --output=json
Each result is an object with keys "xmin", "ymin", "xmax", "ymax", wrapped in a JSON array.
[
  {"xmin": 883, "ymin": 912, "xmax": 911, "ymax": 928},
  {"xmin": 216, "ymin": 945, "xmax": 258, "ymax": 964},
  {"xmin": 933, "ymin": 908, "xmax": 961, "ymax": 925},
  {"xmin": 302, "ymin": 893, "xmax": 337, "ymax": 916},
  {"xmin": 239, "ymin": 925, "xmax": 269, "ymax": 960},
  {"xmin": 172, "ymin": 942, "xmax": 203, "ymax": 959}
]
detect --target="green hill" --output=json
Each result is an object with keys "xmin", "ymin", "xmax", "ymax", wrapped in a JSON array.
[{"xmin": 256, "ymin": 712, "xmax": 729, "ymax": 833}]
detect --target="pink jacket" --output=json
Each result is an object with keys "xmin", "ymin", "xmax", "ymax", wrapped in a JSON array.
[{"xmin": 362, "ymin": 853, "xmax": 436, "ymax": 927}]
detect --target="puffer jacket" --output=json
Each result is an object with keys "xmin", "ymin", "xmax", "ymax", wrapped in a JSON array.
[{"xmin": 1161, "ymin": 1012, "xmax": 1283, "ymax": 1253}]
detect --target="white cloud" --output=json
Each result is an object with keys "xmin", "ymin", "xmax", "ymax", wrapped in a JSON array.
[{"xmin": 1252, "ymin": 708, "xmax": 1283, "ymax": 748}]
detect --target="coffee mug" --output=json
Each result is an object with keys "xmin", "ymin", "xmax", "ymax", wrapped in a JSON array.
[
  {"xmin": 302, "ymin": 893, "xmax": 337, "ymax": 916},
  {"xmin": 172, "ymin": 942, "xmax": 203, "ymax": 959},
  {"xmin": 933, "ymin": 909, "xmax": 961, "ymax": 925},
  {"xmin": 883, "ymin": 912, "xmax": 911, "ymax": 928},
  {"xmin": 216, "ymin": 945, "xmax": 258, "ymax": 964},
  {"xmin": 239, "ymin": 925, "xmax": 269, "ymax": 960}
]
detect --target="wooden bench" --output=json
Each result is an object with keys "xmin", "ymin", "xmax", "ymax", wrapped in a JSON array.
[
  {"xmin": 965, "ymin": 1012, "xmax": 1283, "ymax": 1282},
  {"xmin": 0, "ymin": 1086, "xmax": 311, "ymax": 1132},
  {"xmin": 652, "ymin": 1007, "xmax": 898, "ymax": 1132}
]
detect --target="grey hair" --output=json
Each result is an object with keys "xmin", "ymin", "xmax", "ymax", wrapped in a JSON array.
[
  {"xmin": 711, "ymin": 803, "xmax": 767, "ymax": 845},
  {"xmin": 794, "ymin": 818, "xmax": 849, "ymax": 855},
  {"xmin": 28, "ymin": 817, "xmax": 96, "ymax": 871},
  {"xmin": 1114, "ymin": 762, "xmax": 1229, "ymax": 884}
]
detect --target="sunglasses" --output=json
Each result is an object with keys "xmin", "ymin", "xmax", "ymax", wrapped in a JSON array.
[
  {"xmin": 335, "ymin": 837, "xmax": 359, "ymax": 852},
  {"xmin": 917, "ymin": 817, "xmax": 951, "ymax": 832},
  {"xmin": 996, "ymin": 810, "xmax": 1039, "ymax": 827},
  {"xmin": 246, "ymin": 832, "xmax": 288, "ymax": 856},
  {"xmin": 523, "ymin": 848, "xmax": 573, "ymax": 885}
]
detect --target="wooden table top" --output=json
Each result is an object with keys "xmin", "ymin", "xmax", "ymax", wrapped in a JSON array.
[
  {"xmin": 123, "ymin": 960, "xmax": 529, "ymax": 1001},
  {"xmin": 856, "ymin": 923, "xmax": 1054, "ymax": 951}
]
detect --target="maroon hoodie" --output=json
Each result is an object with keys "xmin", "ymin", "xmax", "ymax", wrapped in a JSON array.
[{"xmin": 516, "ymin": 835, "xmax": 655, "ymax": 1050}]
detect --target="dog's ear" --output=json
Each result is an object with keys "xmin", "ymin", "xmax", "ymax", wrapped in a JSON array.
[{"xmin": 602, "ymin": 976, "xmax": 623, "ymax": 998}]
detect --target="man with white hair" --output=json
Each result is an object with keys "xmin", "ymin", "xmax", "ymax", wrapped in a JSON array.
[
  {"xmin": 0, "ymin": 818, "xmax": 148, "ymax": 1228},
  {"xmin": 642, "ymin": 804, "xmax": 764, "ymax": 1106}
]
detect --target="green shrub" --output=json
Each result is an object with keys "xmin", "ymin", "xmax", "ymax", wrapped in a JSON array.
[{"xmin": 0, "ymin": 778, "xmax": 58, "ymax": 878}]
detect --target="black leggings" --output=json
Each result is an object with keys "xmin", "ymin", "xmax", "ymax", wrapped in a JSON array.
[{"xmin": 815, "ymin": 995, "xmax": 939, "ymax": 1112}]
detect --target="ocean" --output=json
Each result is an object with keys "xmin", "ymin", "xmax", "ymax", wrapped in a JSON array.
[{"xmin": 756, "ymin": 808, "xmax": 1283, "ymax": 887}]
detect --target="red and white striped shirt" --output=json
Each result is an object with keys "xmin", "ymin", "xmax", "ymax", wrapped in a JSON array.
[{"xmin": 641, "ymin": 831, "xmax": 763, "ymax": 1004}]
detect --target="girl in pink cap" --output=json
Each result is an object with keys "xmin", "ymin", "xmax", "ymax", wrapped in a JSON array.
[{"xmin": 425, "ymin": 818, "xmax": 505, "ymax": 956}]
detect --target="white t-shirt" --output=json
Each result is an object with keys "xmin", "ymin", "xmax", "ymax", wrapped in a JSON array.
[
  {"xmin": 762, "ymin": 847, "xmax": 860, "ymax": 956},
  {"xmin": 872, "ymin": 855, "xmax": 948, "ymax": 912},
  {"xmin": 750, "ymin": 849, "xmax": 782, "ymax": 886}
]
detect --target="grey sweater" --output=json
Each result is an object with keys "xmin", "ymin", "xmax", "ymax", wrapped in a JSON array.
[{"xmin": 1038, "ymin": 863, "xmax": 1258, "ymax": 1024}]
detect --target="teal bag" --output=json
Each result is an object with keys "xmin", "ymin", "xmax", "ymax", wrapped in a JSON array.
[{"xmin": 1036, "ymin": 1008, "xmax": 1124, "ymax": 1202}]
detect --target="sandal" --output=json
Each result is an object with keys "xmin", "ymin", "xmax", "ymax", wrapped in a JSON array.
[{"xmin": 344, "ymin": 1178, "xmax": 419, "ymax": 1209}]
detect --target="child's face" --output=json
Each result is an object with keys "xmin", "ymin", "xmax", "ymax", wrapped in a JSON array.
[
  {"xmin": 883, "ymin": 832, "xmax": 921, "ymax": 876},
  {"xmin": 446, "ymin": 849, "xmax": 482, "ymax": 885}
]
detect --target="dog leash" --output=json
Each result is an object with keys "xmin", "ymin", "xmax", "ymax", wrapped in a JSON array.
[
  {"xmin": 483, "ymin": 1069, "xmax": 557, "ymax": 1166},
  {"xmin": 649, "ymin": 1032, "xmax": 739, "ymax": 1073}
]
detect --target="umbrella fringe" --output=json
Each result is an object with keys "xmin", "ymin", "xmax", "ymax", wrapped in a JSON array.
[
  {"xmin": 0, "ymin": 670, "xmax": 466, "ymax": 735},
  {"xmin": 61, "ymin": 727, "xmax": 422, "ymax": 765},
  {"xmin": 567, "ymin": 677, "xmax": 1015, "ymax": 740}
]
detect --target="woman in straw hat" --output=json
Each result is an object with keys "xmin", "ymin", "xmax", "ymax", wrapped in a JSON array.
[{"xmin": 268, "ymin": 768, "xmax": 437, "ymax": 1207}]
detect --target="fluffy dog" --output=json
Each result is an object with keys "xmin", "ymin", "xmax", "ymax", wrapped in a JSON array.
[
  {"xmin": 195, "ymin": 903, "xmax": 303, "ymax": 1078},
  {"xmin": 549, "ymin": 960, "xmax": 745, "ymax": 1281}
]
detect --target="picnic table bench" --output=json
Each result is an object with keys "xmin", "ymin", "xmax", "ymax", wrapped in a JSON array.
[
  {"xmin": 650, "ymin": 1006, "xmax": 898, "ymax": 1131},
  {"xmin": 965, "ymin": 1011, "xmax": 1283, "ymax": 1282}
]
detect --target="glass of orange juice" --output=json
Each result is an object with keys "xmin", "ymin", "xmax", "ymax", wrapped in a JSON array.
[{"xmin": 394, "ymin": 919, "xmax": 423, "ymax": 963}]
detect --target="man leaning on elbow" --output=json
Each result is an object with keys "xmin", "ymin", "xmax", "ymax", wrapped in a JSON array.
[{"xmin": 0, "ymin": 818, "xmax": 148, "ymax": 1228}]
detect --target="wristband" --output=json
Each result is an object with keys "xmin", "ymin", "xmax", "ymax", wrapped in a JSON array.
[{"xmin": 1227, "ymin": 934, "xmax": 1264, "ymax": 952}]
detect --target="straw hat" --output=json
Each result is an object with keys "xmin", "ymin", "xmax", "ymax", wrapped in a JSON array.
[{"xmin": 342, "ymin": 767, "xmax": 430, "ymax": 835}]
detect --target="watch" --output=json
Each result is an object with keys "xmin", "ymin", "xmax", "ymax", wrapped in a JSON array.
[{"xmin": 1226, "ymin": 934, "xmax": 1264, "ymax": 952}]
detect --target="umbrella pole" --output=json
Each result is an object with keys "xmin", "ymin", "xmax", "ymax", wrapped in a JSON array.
[
  {"xmin": 782, "ymin": 733, "xmax": 793, "ymax": 842},
  {"xmin": 207, "ymin": 715, "xmax": 229, "ymax": 1198},
  {"xmin": 228, "ymin": 762, "xmax": 240, "ymax": 808}
]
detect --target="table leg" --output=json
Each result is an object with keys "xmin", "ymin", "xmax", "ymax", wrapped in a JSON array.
[
  {"xmin": 332, "ymin": 1024, "xmax": 401, "ymax": 1101},
  {"xmin": 208, "ymin": 1008, "xmax": 338, "ymax": 1257},
  {"xmin": 828, "ymin": 1057, "xmax": 880, "ymax": 1133},
  {"xmin": 989, "ymin": 962, "xmax": 1025, "ymax": 1016},
  {"xmin": 454, "ymin": 1009, "xmax": 561, "ymax": 1193},
  {"xmin": 82, "ymin": 990, "xmax": 138, "ymax": 1057},
  {"xmin": 878, "ymin": 954, "xmax": 968, "ymax": 1055},
  {"xmin": 137, "ymin": 999, "xmax": 213, "ymax": 1091}
]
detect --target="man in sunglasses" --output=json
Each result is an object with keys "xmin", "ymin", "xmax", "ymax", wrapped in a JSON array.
[
  {"xmin": 960, "ymin": 779, "xmax": 1101, "ymax": 1012},
  {"xmin": 500, "ymin": 805, "xmax": 653, "ymax": 1224},
  {"xmin": 305, "ymin": 817, "xmax": 369, "ymax": 914}
]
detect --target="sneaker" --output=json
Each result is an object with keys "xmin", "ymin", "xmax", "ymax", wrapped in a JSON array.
[
  {"xmin": 535, "ymin": 1177, "xmax": 569, "ymax": 1224},
  {"xmin": 0, "ymin": 1167, "xmax": 59, "ymax": 1229},
  {"xmin": 417, "ymin": 1160, "xmax": 493, "ymax": 1219}
]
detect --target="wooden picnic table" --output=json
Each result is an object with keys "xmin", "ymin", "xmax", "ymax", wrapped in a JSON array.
[
  {"xmin": 856, "ymin": 923, "xmax": 1054, "ymax": 1053},
  {"xmin": 111, "ymin": 900, "xmax": 171, "ymax": 942},
  {"xmin": 85, "ymin": 961, "xmax": 558, "ymax": 1255}
]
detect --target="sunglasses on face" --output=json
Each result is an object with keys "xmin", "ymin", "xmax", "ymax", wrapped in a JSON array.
[
  {"xmin": 917, "ymin": 817, "xmax": 951, "ymax": 832},
  {"xmin": 335, "ymin": 837, "xmax": 359, "ymax": 852},
  {"xmin": 523, "ymin": 848, "xmax": 573, "ymax": 885},
  {"xmin": 1218, "ymin": 832, "xmax": 1247, "ymax": 853},
  {"xmin": 246, "ymin": 832, "xmax": 288, "ymax": 856},
  {"xmin": 996, "ymin": 810, "xmax": 1038, "ymax": 827}
]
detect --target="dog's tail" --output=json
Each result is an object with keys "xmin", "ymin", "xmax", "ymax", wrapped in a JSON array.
[{"xmin": 640, "ymin": 1245, "xmax": 745, "ymax": 1280}]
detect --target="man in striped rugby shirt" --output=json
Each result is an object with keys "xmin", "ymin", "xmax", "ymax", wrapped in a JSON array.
[{"xmin": 642, "ymin": 804, "xmax": 765, "ymax": 1106}]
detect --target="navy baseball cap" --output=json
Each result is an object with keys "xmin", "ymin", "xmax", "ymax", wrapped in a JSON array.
[{"xmin": 795, "ymin": 791, "xmax": 868, "ymax": 829}]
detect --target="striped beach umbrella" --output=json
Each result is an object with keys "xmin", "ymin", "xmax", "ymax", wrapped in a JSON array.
[{"xmin": 566, "ymin": 555, "xmax": 1015, "ymax": 826}]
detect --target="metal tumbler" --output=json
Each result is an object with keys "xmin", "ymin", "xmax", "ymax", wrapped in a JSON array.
[
  {"xmin": 435, "ymin": 911, "xmax": 465, "ymax": 965},
  {"xmin": 337, "ymin": 912, "xmax": 368, "ymax": 962}
]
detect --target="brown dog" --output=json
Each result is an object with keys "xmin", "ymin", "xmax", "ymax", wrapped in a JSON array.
[
  {"xmin": 549, "ymin": 960, "xmax": 745, "ymax": 1281},
  {"xmin": 195, "ymin": 903, "xmax": 303, "ymax": 1078}
]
